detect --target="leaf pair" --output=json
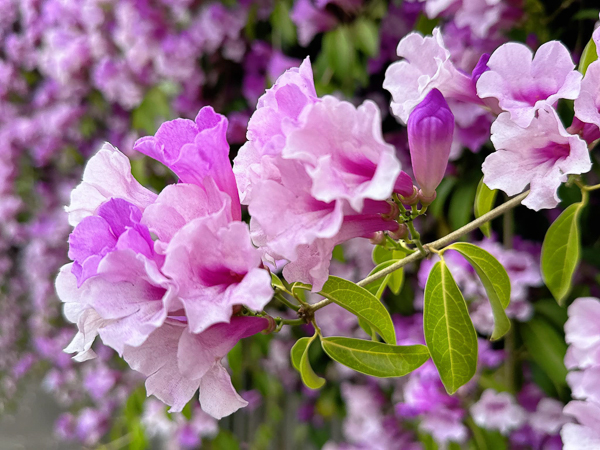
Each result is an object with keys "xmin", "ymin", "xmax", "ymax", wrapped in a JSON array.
[
  {"xmin": 424, "ymin": 243, "xmax": 511, "ymax": 394},
  {"xmin": 290, "ymin": 277, "xmax": 429, "ymax": 387}
]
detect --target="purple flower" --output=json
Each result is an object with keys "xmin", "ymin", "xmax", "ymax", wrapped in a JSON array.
[
  {"xmin": 483, "ymin": 105, "xmax": 591, "ymax": 210},
  {"xmin": 407, "ymin": 89, "xmax": 454, "ymax": 199},
  {"xmin": 68, "ymin": 198, "xmax": 160, "ymax": 286},
  {"xmin": 383, "ymin": 28, "xmax": 481, "ymax": 124},
  {"xmin": 470, "ymin": 389, "xmax": 527, "ymax": 434},
  {"xmin": 477, "ymin": 41, "xmax": 582, "ymax": 127},
  {"xmin": 134, "ymin": 106, "xmax": 241, "ymax": 220}
]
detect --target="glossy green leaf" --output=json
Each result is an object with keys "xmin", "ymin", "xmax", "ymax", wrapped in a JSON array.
[
  {"xmin": 291, "ymin": 337, "xmax": 325, "ymax": 389},
  {"xmin": 424, "ymin": 261, "xmax": 478, "ymax": 394},
  {"xmin": 541, "ymin": 202, "xmax": 582, "ymax": 304},
  {"xmin": 319, "ymin": 276, "xmax": 396, "ymax": 344},
  {"xmin": 332, "ymin": 245, "xmax": 345, "ymax": 262},
  {"xmin": 474, "ymin": 178, "xmax": 498, "ymax": 238},
  {"xmin": 579, "ymin": 36, "xmax": 598, "ymax": 75},
  {"xmin": 321, "ymin": 337, "xmax": 430, "ymax": 377},
  {"xmin": 520, "ymin": 318, "xmax": 568, "ymax": 392},
  {"xmin": 446, "ymin": 242, "xmax": 511, "ymax": 340}
]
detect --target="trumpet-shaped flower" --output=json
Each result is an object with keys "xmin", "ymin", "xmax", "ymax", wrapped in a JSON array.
[
  {"xmin": 477, "ymin": 41, "xmax": 582, "ymax": 127},
  {"xmin": 134, "ymin": 106, "xmax": 241, "ymax": 220},
  {"xmin": 234, "ymin": 58, "xmax": 412, "ymax": 291},
  {"xmin": 483, "ymin": 106, "xmax": 591, "ymax": 210},
  {"xmin": 383, "ymin": 28, "xmax": 480, "ymax": 124},
  {"xmin": 58, "ymin": 136, "xmax": 273, "ymax": 418}
]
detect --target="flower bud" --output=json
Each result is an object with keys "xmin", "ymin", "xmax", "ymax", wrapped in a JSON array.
[
  {"xmin": 399, "ymin": 186, "xmax": 419, "ymax": 206},
  {"xmin": 407, "ymin": 89, "xmax": 454, "ymax": 198},
  {"xmin": 389, "ymin": 224, "xmax": 408, "ymax": 240},
  {"xmin": 369, "ymin": 231, "xmax": 386, "ymax": 246},
  {"xmin": 382, "ymin": 201, "xmax": 400, "ymax": 221}
]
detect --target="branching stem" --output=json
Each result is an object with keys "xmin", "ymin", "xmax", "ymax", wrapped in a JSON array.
[{"xmin": 307, "ymin": 190, "xmax": 530, "ymax": 313}]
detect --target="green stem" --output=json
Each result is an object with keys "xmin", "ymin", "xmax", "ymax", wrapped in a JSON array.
[
  {"xmin": 274, "ymin": 293, "xmax": 300, "ymax": 311},
  {"xmin": 406, "ymin": 221, "xmax": 426, "ymax": 255},
  {"xmin": 307, "ymin": 190, "xmax": 530, "ymax": 313},
  {"xmin": 582, "ymin": 183, "xmax": 600, "ymax": 191},
  {"xmin": 278, "ymin": 318, "xmax": 305, "ymax": 326}
]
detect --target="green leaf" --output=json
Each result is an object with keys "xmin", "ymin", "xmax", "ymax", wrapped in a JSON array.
[
  {"xmin": 290, "ymin": 337, "xmax": 310, "ymax": 372},
  {"xmin": 321, "ymin": 337, "xmax": 429, "ymax": 377},
  {"xmin": 332, "ymin": 245, "xmax": 345, "ymax": 262},
  {"xmin": 271, "ymin": 273, "xmax": 285, "ymax": 291},
  {"xmin": 541, "ymin": 202, "xmax": 582, "ymax": 304},
  {"xmin": 353, "ymin": 18, "xmax": 379, "ymax": 56},
  {"xmin": 474, "ymin": 178, "xmax": 498, "ymax": 238},
  {"xmin": 449, "ymin": 176, "xmax": 478, "ymax": 230},
  {"xmin": 579, "ymin": 36, "xmax": 598, "ymax": 75},
  {"xmin": 424, "ymin": 261, "xmax": 478, "ymax": 394},
  {"xmin": 446, "ymin": 242, "xmax": 511, "ymax": 340},
  {"xmin": 323, "ymin": 26, "xmax": 356, "ymax": 80},
  {"xmin": 520, "ymin": 318, "xmax": 568, "ymax": 392},
  {"xmin": 319, "ymin": 276, "xmax": 396, "ymax": 344},
  {"xmin": 364, "ymin": 260, "xmax": 398, "ymax": 298},
  {"xmin": 371, "ymin": 247, "xmax": 405, "ymax": 294},
  {"xmin": 290, "ymin": 336, "xmax": 325, "ymax": 389},
  {"xmin": 132, "ymin": 86, "xmax": 171, "ymax": 134}
]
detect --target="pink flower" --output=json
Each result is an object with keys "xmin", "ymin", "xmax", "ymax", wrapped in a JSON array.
[
  {"xmin": 134, "ymin": 106, "xmax": 241, "ymax": 221},
  {"xmin": 122, "ymin": 317, "xmax": 268, "ymax": 418},
  {"xmin": 561, "ymin": 401, "xmax": 600, "ymax": 450},
  {"xmin": 477, "ymin": 41, "xmax": 582, "ymax": 127},
  {"xmin": 235, "ymin": 59, "xmax": 411, "ymax": 290},
  {"xmin": 470, "ymin": 389, "xmax": 527, "ymax": 434},
  {"xmin": 564, "ymin": 297, "xmax": 600, "ymax": 370},
  {"xmin": 383, "ymin": 28, "xmax": 481, "ymax": 124},
  {"xmin": 483, "ymin": 105, "xmax": 591, "ymax": 210},
  {"xmin": 574, "ymin": 61, "xmax": 600, "ymax": 133},
  {"xmin": 58, "ymin": 135, "xmax": 273, "ymax": 417},
  {"xmin": 65, "ymin": 142, "xmax": 157, "ymax": 227}
]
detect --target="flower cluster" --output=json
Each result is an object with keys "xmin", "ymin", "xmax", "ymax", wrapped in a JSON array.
[
  {"xmin": 234, "ymin": 58, "xmax": 414, "ymax": 291},
  {"xmin": 57, "ymin": 108, "xmax": 273, "ymax": 418},
  {"xmin": 384, "ymin": 25, "xmax": 594, "ymax": 210}
]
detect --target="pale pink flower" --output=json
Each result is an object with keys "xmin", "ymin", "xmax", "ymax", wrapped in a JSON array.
[
  {"xmin": 483, "ymin": 106, "xmax": 591, "ymax": 210},
  {"xmin": 477, "ymin": 41, "xmax": 582, "ymax": 127},
  {"xmin": 383, "ymin": 28, "xmax": 481, "ymax": 124}
]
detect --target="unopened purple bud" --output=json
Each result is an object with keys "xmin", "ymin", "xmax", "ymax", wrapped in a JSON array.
[{"xmin": 407, "ymin": 89, "xmax": 454, "ymax": 198}]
